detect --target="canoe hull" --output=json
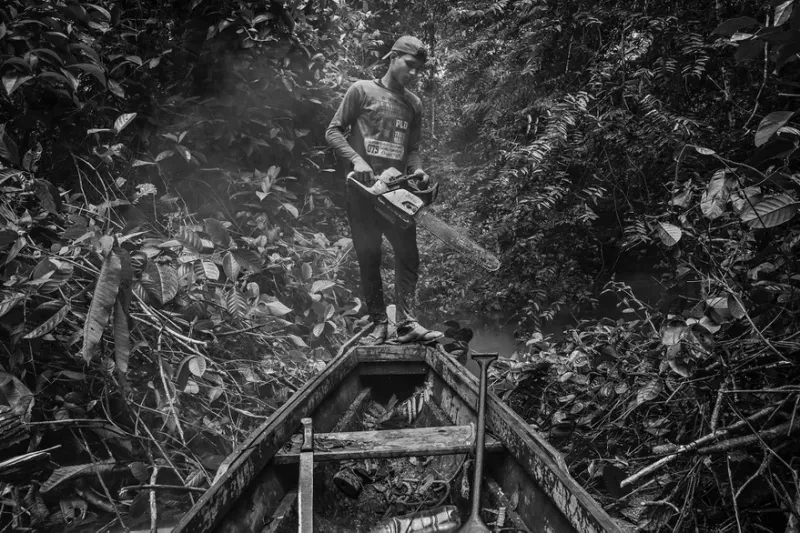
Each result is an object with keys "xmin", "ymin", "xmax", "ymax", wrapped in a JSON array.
[{"xmin": 173, "ymin": 344, "xmax": 621, "ymax": 533}]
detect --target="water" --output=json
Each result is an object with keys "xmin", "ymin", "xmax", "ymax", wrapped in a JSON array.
[{"xmin": 448, "ymin": 270, "xmax": 663, "ymax": 364}]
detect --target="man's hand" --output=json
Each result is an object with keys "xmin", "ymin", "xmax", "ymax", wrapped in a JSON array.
[
  {"xmin": 410, "ymin": 168, "xmax": 432, "ymax": 187},
  {"xmin": 353, "ymin": 159, "xmax": 374, "ymax": 184}
]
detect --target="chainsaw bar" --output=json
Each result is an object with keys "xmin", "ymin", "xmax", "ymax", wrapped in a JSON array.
[
  {"xmin": 416, "ymin": 210, "xmax": 500, "ymax": 272},
  {"xmin": 347, "ymin": 170, "xmax": 501, "ymax": 272}
]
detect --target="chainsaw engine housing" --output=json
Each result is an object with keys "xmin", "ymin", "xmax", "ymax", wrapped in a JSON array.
[{"xmin": 347, "ymin": 176, "xmax": 431, "ymax": 229}]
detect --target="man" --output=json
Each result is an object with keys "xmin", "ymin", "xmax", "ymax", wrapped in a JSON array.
[{"xmin": 326, "ymin": 35, "xmax": 443, "ymax": 345}]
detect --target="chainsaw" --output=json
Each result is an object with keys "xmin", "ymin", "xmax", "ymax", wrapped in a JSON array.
[{"xmin": 347, "ymin": 168, "xmax": 500, "ymax": 272}]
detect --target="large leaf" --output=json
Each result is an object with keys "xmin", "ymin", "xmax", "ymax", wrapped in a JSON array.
[
  {"xmin": 0, "ymin": 124, "xmax": 20, "ymax": 165},
  {"xmin": 189, "ymin": 356, "xmax": 207, "ymax": 377},
  {"xmin": 655, "ymin": 222, "xmax": 682, "ymax": 247},
  {"xmin": 177, "ymin": 227, "xmax": 203, "ymax": 251},
  {"xmin": 310, "ymin": 280, "xmax": 336, "ymax": 294},
  {"xmin": 113, "ymin": 298, "xmax": 131, "ymax": 374},
  {"xmin": 661, "ymin": 318, "xmax": 687, "ymax": 346},
  {"xmin": 129, "ymin": 462, "xmax": 148, "ymax": 482},
  {"xmin": 261, "ymin": 299, "xmax": 292, "ymax": 317},
  {"xmin": 0, "ymin": 294, "xmax": 25, "ymax": 318},
  {"xmin": 2, "ymin": 74, "xmax": 34, "ymax": 96},
  {"xmin": 175, "ymin": 144, "xmax": 192, "ymax": 162},
  {"xmin": 176, "ymin": 355, "xmax": 207, "ymax": 391},
  {"xmin": 23, "ymin": 303, "xmax": 70, "ymax": 339},
  {"xmin": 141, "ymin": 262, "xmax": 179, "ymax": 305},
  {"xmin": 232, "ymin": 249, "xmax": 263, "ymax": 273},
  {"xmin": 225, "ymin": 290, "xmax": 247, "ymax": 318},
  {"xmin": 176, "ymin": 356, "xmax": 192, "ymax": 391},
  {"xmin": 194, "ymin": 260, "xmax": 220, "ymax": 281},
  {"xmin": 740, "ymin": 194, "xmax": 799, "ymax": 228},
  {"xmin": 41, "ymin": 460, "xmax": 116, "ymax": 493},
  {"xmin": 0, "ymin": 369, "xmax": 34, "ymax": 418},
  {"xmin": 83, "ymin": 248, "xmax": 122, "ymax": 362},
  {"xmin": 288, "ymin": 334, "xmax": 308, "ymax": 348},
  {"xmin": 755, "ymin": 111, "xmax": 794, "ymax": 146},
  {"xmin": 113, "ymin": 112, "xmax": 136, "ymax": 134},
  {"xmin": 636, "ymin": 379, "xmax": 663, "ymax": 406},
  {"xmin": 40, "ymin": 260, "xmax": 74, "ymax": 294},
  {"xmin": 670, "ymin": 187, "xmax": 692, "ymax": 208},
  {"xmin": 67, "ymin": 63, "xmax": 107, "ymax": 87},
  {"xmin": 301, "ymin": 262, "xmax": 313, "ymax": 280},
  {"xmin": 775, "ymin": 0, "xmax": 794, "ymax": 26},
  {"xmin": 222, "ymin": 252, "xmax": 240, "ymax": 280},
  {"xmin": 712, "ymin": 16, "xmax": 760, "ymax": 36},
  {"xmin": 731, "ymin": 186, "xmax": 762, "ymax": 214},
  {"xmin": 728, "ymin": 294, "xmax": 747, "ymax": 319},
  {"xmin": 700, "ymin": 170, "xmax": 733, "ymax": 220},
  {"xmin": 282, "ymin": 203, "xmax": 299, "ymax": 218},
  {"xmin": 204, "ymin": 218, "xmax": 231, "ymax": 247}
]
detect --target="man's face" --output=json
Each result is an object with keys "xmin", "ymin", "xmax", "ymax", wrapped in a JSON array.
[{"xmin": 390, "ymin": 53, "xmax": 425, "ymax": 87}]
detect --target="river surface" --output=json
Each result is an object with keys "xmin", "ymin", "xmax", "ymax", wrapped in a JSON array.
[{"xmin": 444, "ymin": 270, "xmax": 663, "ymax": 362}]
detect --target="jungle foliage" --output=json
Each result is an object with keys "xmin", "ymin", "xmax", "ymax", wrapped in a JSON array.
[
  {"xmin": 404, "ymin": 0, "xmax": 800, "ymax": 531},
  {"xmin": 2, "ymin": 0, "xmax": 800, "ymax": 531},
  {"xmin": 0, "ymin": 0, "xmax": 373, "ymax": 529}
]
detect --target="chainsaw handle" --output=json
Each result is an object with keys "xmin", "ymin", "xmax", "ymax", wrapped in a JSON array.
[{"xmin": 346, "ymin": 171, "xmax": 415, "ymax": 187}]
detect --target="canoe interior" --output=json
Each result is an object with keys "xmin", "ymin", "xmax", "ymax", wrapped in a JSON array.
[{"xmin": 214, "ymin": 346, "xmax": 581, "ymax": 533}]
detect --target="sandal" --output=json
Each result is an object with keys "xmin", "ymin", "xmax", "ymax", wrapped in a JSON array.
[
  {"xmin": 395, "ymin": 320, "xmax": 444, "ymax": 344},
  {"xmin": 362, "ymin": 321, "xmax": 389, "ymax": 346}
]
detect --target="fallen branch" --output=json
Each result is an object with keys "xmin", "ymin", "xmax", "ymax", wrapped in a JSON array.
[
  {"xmin": 624, "ymin": 405, "xmax": 780, "ymax": 487},
  {"xmin": 149, "ymin": 464, "xmax": 159, "ymax": 533},
  {"xmin": 130, "ymin": 313, "xmax": 208, "ymax": 347},
  {"xmin": 695, "ymin": 420, "xmax": 799, "ymax": 455},
  {"xmin": 120, "ymin": 484, "xmax": 206, "ymax": 494},
  {"xmin": 215, "ymin": 322, "xmax": 281, "ymax": 337},
  {"xmin": 75, "ymin": 486, "xmax": 116, "ymax": 514}
]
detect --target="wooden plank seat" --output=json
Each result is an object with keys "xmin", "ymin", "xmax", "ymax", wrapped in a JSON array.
[{"xmin": 274, "ymin": 425, "xmax": 503, "ymax": 464}]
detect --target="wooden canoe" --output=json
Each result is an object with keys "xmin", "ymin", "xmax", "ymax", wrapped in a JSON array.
[{"xmin": 171, "ymin": 339, "xmax": 622, "ymax": 533}]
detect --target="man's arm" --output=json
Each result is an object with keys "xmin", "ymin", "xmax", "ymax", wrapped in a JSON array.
[{"xmin": 325, "ymin": 84, "xmax": 373, "ymax": 183}]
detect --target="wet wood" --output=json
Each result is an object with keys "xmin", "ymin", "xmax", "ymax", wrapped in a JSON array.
[
  {"xmin": 356, "ymin": 344, "xmax": 428, "ymax": 363},
  {"xmin": 261, "ymin": 387, "xmax": 373, "ymax": 533},
  {"xmin": 215, "ymin": 464, "xmax": 291, "ymax": 533},
  {"xmin": 274, "ymin": 425, "xmax": 502, "ymax": 464},
  {"xmin": 214, "ymin": 370, "xmax": 366, "ymax": 533},
  {"xmin": 332, "ymin": 387, "xmax": 373, "ymax": 431},
  {"xmin": 358, "ymin": 362, "xmax": 428, "ymax": 375},
  {"xmin": 261, "ymin": 491, "xmax": 297, "ymax": 533}
]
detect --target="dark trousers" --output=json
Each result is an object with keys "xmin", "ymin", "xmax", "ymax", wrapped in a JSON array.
[{"xmin": 347, "ymin": 184, "xmax": 419, "ymax": 324}]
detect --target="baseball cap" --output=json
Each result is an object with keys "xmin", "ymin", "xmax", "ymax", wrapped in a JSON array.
[{"xmin": 383, "ymin": 36, "xmax": 428, "ymax": 63}]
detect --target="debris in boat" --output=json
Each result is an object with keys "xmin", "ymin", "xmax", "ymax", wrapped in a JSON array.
[
  {"xmin": 367, "ymin": 505, "xmax": 461, "ymax": 533},
  {"xmin": 363, "ymin": 387, "xmax": 431, "ymax": 430},
  {"xmin": 484, "ymin": 506, "xmax": 507, "ymax": 529},
  {"xmin": 333, "ymin": 466, "xmax": 364, "ymax": 498}
]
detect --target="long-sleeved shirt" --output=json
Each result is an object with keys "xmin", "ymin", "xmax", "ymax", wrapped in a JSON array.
[{"xmin": 325, "ymin": 79, "xmax": 423, "ymax": 177}]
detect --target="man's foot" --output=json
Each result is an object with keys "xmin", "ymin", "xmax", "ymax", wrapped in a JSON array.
[
  {"xmin": 362, "ymin": 321, "xmax": 389, "ymax": 346},
  {"xmin": 395, "ymin": 320, "xmax": 444, "ymax": 344}
]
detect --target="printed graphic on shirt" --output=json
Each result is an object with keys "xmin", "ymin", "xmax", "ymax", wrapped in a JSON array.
[
  {"xmin": 354, "ymin": 86, "xmax": 419, "ymax": 173},
  {"xmin": 364, "ymin": 137, "xmax": 405, "ymax": 161}
]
